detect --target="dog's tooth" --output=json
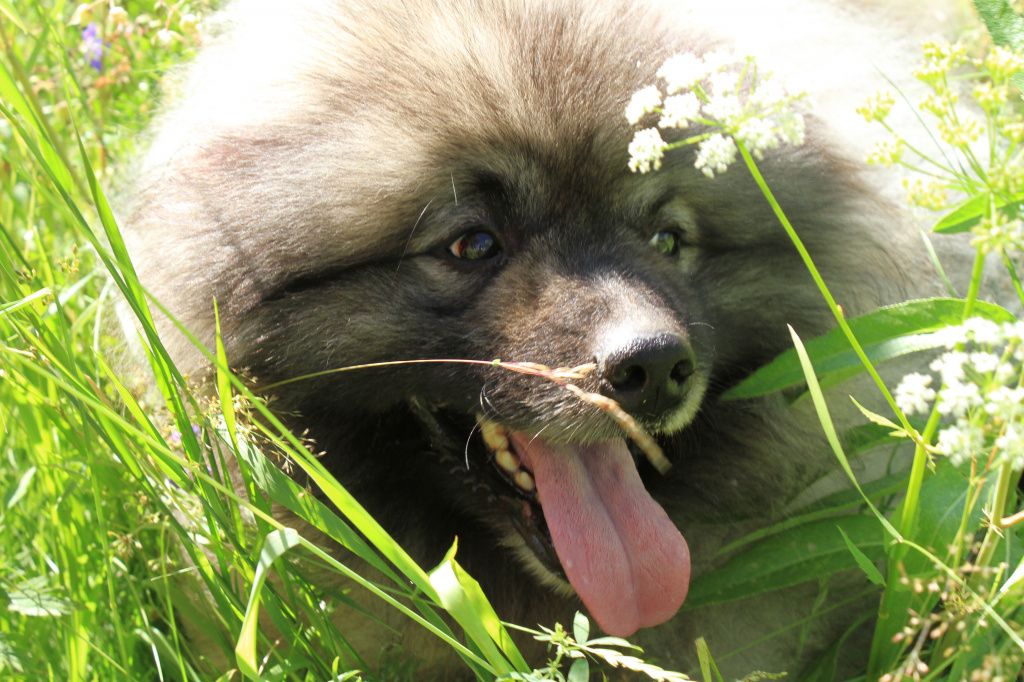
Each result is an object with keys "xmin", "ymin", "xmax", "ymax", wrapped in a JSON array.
[
  {"xmin": 495, "ymin": 448, "xmax": 519, "ymax": 473},
  {"xmin": 514, "ymin": 470, "xmax": 535, "ymax": 492},
  {"xmin": 479, "ymin": 420, "xmax": 509, "ymax": 452}
]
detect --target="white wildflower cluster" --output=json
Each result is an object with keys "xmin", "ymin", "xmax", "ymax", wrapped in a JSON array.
[
  {"xmin": 625, "ymin": 51, "xmax": 806, "ymax": 178},
  {"xmin": 971, "ymin": 212, "xmax": 1024, "ymax": 257},
  {"xmin": 894, "ymin": 318, "xmax": 1024, "ymax": 469},
  {"xmin": 627, "ymin": 128, "xmax": 666, "ymax": 173}
]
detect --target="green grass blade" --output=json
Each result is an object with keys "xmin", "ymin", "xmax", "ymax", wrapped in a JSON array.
[
  {"xmin": 838, "ymin": 526, "xmax": 885, "ymax": 586},
  {"xmin": 428, "ymin": 542, "xmax": 529, "ymax": 675},
  {"xmin": 235, "ymin": 528, "xmax": 303, "ymax": 679}
]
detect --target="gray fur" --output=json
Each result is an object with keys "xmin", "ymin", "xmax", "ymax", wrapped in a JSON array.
[{"xmin": 124, "ymin": 0, "xmax": 955, "ymax": 677}]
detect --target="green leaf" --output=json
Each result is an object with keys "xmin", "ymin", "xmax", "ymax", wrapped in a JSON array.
[
  {"xmin": 973, "ymin": 0, "xmax": 1024, "ymax": 90},
  {"xmin": 685, "ymin": 515, "xmax": 884, "ymax": 608},
  {"xmin": 428, "ymin": 542, "xmax": 529, "ymax": 675},
  {"xmin": 695, "ymin": 637, "xmax": 725, "ymax": 682},
  {"xmin": 0, "ymin": 1, "xmax": 28, "ymax": 33},
  {"xmin": 932, "ymin": 192, "xmax": 1022, "ymax": 234},
  {"xmin": 4, "ymin": 466, "xmax": 35, "ymax": 510},
  {"xmin": 724, "ymin": 298, "xmax": 1015, "ymax": 400},
  {"xmin": 235, "ymin": 528, "xmax": 303, "ymax": 679},
  {"xmin": 567, "ymin": 658, "xmax": 590, "ymax": 682},
  {"xmin": 838, "ymin": 526, "xmax": 885, "ymax": 586},
  {"xmin": 840, "ymin": 422, "xmax": 909, "ymax": 456},
  {"xmin": 785, "ymin": 325, "xmax": 899, "ymax": 537},
  {"xmin": 997, "ymin": 555, "xmax": 1024, "ymax": 601},
  {"xmin": 7, "ymin": 576, "xmax": 71, "ymax": 617},
  {"xmin": 849, "ymin": 397, "xmax": 901, "ymax": 431},
  {"xmin": 213, "ymin": 301, "xmax": 237, "ymax": 452},
  {"xmin": 973, "ymin": 0, "xmax": 1024, "ymax": 50},
  {"xmin": 572, "ymin": 611, "xmax": 590, "ymax": 643}
]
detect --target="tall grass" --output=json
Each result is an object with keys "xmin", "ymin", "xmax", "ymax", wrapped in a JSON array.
[{"xmin": 1, "ymin": 2, "xmax": 1022, "ymax": 681}]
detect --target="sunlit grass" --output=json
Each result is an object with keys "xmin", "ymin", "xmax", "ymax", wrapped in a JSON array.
[{"xmin": 1, "ymin": 1, "xmax": 1022, "ymax": 681}]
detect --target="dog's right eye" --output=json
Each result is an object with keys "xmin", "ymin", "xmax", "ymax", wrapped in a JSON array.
[
  {"xmin": 448, "ymin": 230, "xmax": 501, "ymax": 260},
  {"xmin": 649, "ymin": 229, "xmax": 683, "ymax": 257}
]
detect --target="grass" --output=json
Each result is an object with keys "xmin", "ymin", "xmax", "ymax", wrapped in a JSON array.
[{"xmin": 1, "ymin": 1, "xmax": 1023, "ymax": 681}]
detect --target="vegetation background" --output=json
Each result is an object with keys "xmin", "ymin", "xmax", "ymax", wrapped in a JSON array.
[{"xmin": 0, "ymin": 1, "xmax": 1021, "ymax": 681}]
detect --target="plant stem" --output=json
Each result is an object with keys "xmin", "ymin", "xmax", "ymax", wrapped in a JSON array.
[
  {"xmin": 961, "ymin": 248, "xmax": 986, "ymax": 321},
  {"xmin": 971, "ymin": 461, "xmax": 1020, "ymax": 589},
  {"xmin": 736, "ymin": 142, "xmax": 915, "ymax": 437}
]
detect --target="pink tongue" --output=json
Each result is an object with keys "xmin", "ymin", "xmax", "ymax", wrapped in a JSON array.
[{"xmin": 509, "ymin": 434, "xmax": 690, "ymax": 637}]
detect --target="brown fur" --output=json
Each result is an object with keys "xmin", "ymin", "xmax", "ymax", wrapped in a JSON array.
[{"xmin": 123, "ymin": 0, "xmax": 955, "ymax": 677}]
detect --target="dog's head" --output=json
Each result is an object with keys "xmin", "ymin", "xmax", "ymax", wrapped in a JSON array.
[{"xmin": 125, "ymin": 0, "xmax": 917, "ymax": 636}]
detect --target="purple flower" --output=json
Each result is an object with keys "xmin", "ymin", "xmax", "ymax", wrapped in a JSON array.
[{"xmin": 81, "ymin": 23, "xmax": 104, "ymax": 72}]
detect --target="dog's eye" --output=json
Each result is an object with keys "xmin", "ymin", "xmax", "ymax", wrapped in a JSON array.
[
  {"xmin": 448, "ymin": 230, "xmax": 501, "ymax": 260},
  {"xmin": 649, "ymin": 229, "xmax": 682, "ymax": 257}
]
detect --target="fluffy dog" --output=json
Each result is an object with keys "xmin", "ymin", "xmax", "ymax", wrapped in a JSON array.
[{"xmin": 123, "ymin": 0, "xmax": 950, "ymax": 676}]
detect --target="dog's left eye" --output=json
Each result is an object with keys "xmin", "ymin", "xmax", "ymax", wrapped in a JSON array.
[
  {"xmin": 649, "ymin": 230, "xmax": 682, "ymax": 257},
  {"xmin": 448, "ymin": 230, "xmax": 501, "ymax": 260}
]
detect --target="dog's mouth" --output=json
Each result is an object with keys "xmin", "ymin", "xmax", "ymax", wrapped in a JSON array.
[{"xmin": 474, "ymin": 415, "xmax": 690, "ymax": 638}]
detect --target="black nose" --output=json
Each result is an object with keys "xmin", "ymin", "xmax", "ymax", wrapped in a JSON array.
[{"xmin": 599, "ymin": 333, "xmax": 696, "ymax": 419}]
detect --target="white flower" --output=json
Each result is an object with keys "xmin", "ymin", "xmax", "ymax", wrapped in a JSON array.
[
  {"xmin": 895, "ymin": 372, "xmax": 936, "ymax": 415},
  {"xmin": 751, "ymin": 78, "xmax": 788, "ymax": 109},
  {"xmin": 626, "ymin": 51, "xmax": 805, "ymax": 177},
  {"xmin": 857, "ymin": 90, "xmax": 896, "ymax": 122},
  {"xmin": 962, "ymin": 317, "xmax": 1003, "ymax": 345},
  {"xmin": 694, "ymin": 134, "xmax": 738, "ymax": 178},
  {"xmin": 867, "ymin": 139, "xmax": 905, "ymax": 166},
  {"xmin": 935, "ymin": 420, "xmax": 986, "ymax": 467},
  {"xmin": 969, "ymin": 351, "xmax": 1001, "ymax": 374},
  {"xmin": 702, "ymin": 49, "xmax": 739, "ymax": 74},
  {"xmin": 996, "ymin": 425, "xmax": 1024, "ymax": 470},
  {"xmin": 658, "ymin": 93, "xmax": 701, "ymax": 129},
  {"xmin": 937, "ymin": 380, "xmax": 982, "ymax": 418},
  {"xmin": 984, "ymin": 45, "xmax": 1024, "ymax": 82},
  {"xmin": 776, "ymin": 111, "xmax": 806, "ymax": 146},
  {"xmin": 706, "ymin": 70, "xmax": 742, "ymax": 98},
  {"xmin": 702, "ymin": 94, "xmax": 744, "ymax": 127},
  {"xmin": 972, "ymin": 214, "xmax": 1024, "ymax": 256},
  {"xmin": 985, "ymin": 385, "xmax": 1024, "ymax": 421},
  {"xmin": 108, "ymin": 6, "xmax": 129, "ymax": 28},
  {"xmin": 994, "ymin": 361, "xmax": 1018, "ymax": 384},
  {"xmin": 657, "ymin": 53, "xmax": 707, "ymax": 94},
  {"xmin": 69, "ymin": 3, "xmax": 92, "ymax": 25},
  {"xmin": 1004, "ymin": 320, "xmax": 1024, "ymax": 344},
  {"xmin": 628, "ymin": 128, "xmax": 667, "ymax": 173},
  {"xmin": 156, "ymin": 28, "xmax": 177, "ymax": 46},
  {"xmin": 735, "ymin": 117, "xmax": 779, "ymax": 159},
  {"xmin": 626, "ymin": 85, "xmax": 663, "ymax": 125},
  {"xmin": 933, "ymin": 324, "xmax": 968, "ymax": 349},
  {"xmin": 930, "ymin": 351, "xmax": 968, "ymax": 385}
]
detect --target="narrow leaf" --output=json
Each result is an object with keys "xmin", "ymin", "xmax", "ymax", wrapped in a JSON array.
[
  {"xmin": 428, "ymin": 542, "xmax": 528, "ymax": 675},
  {"xmin": 787, "ymin": 325, "xmax": 900, "ymax": 539},
  {"xmin": 4, "ymin": 466, "xmax": 35, "ymax": 510},
  {"xmin": 838, "ymin": 527, "xmax": 885, "ymax": 586},
  {"xmin": 695, "ymin": 637, "xmax": 725, "ymax": 682},
  {"xmin": 213, "ymin": 301, "xmax": 237, "ymax": 451},
  {"xmin": 235, "ymin": 528, "xmax": 303, "ymax": 679}
]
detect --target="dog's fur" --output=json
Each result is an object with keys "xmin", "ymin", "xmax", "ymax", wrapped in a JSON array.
[{"xmin": 123, "ymin": 0, "xmax": 957, "ymax": 676}]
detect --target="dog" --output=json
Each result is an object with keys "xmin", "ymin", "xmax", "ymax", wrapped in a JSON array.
[{"xmin": 122, "ymin": 0, "xmax": 955, "ymax": 676}]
